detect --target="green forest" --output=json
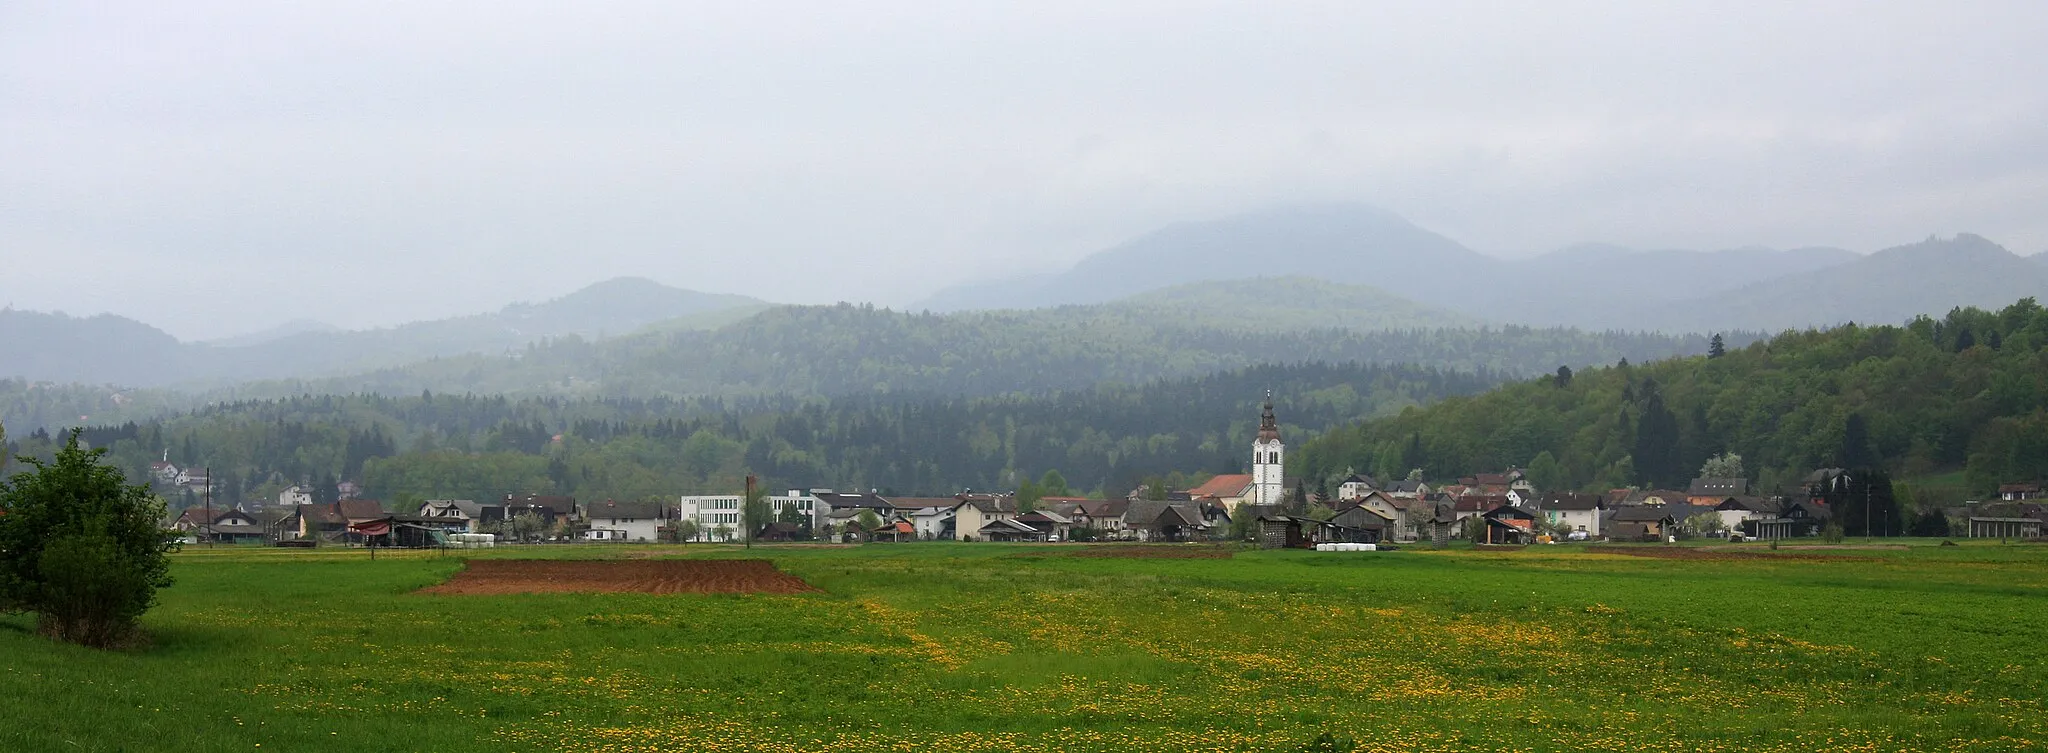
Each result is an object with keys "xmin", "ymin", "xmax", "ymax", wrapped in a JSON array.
[
  {"xmin": 205, "ymin": 303, "xmax": 1736, "ymax": 401},
  {"xmin": 2, "ymin": 362, "xmax": 1493, "ymax": 510},
  {"xmin": 1296, "ymin": 299, "xmax": 2048, "ymax": 501}
]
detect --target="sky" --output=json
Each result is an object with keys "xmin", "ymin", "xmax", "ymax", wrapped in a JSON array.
[{"xmin": 6, "ymin": 1, "xmax": 2048, "ymax": 340}]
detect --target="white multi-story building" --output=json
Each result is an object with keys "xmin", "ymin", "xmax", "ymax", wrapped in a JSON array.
[{"xmin": 676, "ymin": 489, "xmax": 821, "ymax": 541}]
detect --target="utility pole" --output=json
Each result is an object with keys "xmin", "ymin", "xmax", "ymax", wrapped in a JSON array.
[
  {"xmin": 201, "ymin": 464, "xmax": 211, "ymax": 548},
  {"xmin": 743, "ymin": 474, "xmax": 757, "ymax": 550}
]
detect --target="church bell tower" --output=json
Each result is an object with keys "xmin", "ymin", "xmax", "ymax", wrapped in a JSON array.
[{"xmin": 1252, "ymin": 391, "xmax": 1284, "ymax": 506}]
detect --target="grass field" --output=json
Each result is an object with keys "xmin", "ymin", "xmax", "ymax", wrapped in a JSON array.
[{"xmin": 4, "ymin": 541, "xmax": 2045, "ymax": 752}]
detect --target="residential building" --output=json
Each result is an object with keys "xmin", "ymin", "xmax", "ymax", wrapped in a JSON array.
[
  {"xmin": 1542, "ymin": 492, "xmax": 1605, "ymax": 536},
  {"xmin": 172, "ymin": 507, "xmax": 266, "ymax": 543},
  {"xmin": 1481, "ymin": 504, "xmax": 1537, "ymax": 544},
  {"xmin": 890, "ymin": 498, "xmax": 958, "ymax": 540},
  {"xmin": 1336, "ymin": 473, "xmax": 1380, "ymax": 502},
  {"xmin": 952, "ymin": 495, "xmax": 1018, "ymax": 541},
  {"xmin": 1123, "ymin": 500, "xmax": 1209, "ymax": 542},
  {"xmin": 1997, "ymin": 483, "xmax": 2041, "ymax": 501},
  {"xmin": 502, "ymin": 494, "xmax": 577, "ymax": 524},
  {"xmin": 416, "ymin": 499, "xmax": 483, "ymax": 532},
  {"xmin": 1016, "ymin": 509, "xmax": 1074, "ymax": 540},
  {"xmin": 1713, "ymin": 496, "xmax": 1775, "ymax": 533},
  {"xmin": 583, "ymin": 500, "xmax": 668, "ymax": 542}
]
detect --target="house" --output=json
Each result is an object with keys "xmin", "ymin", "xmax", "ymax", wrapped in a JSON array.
[
  {"xmin": 1997, "ymin": 483, "xmax": 2042, "ymax": 501},
  {"xmin": 1750, "ymin": 498, "xmax": 1831, "ymax": 539},
  {"xmin": 1335, "ymin": 473, "xmax": 1380, "ymax": 502},
  {"xmin": 1505, "ymin": 487, "xmax": 1539, "ymax": 508},
  {"xmin": 502, "ymin": 494, "xmax": 577, "ymax": 524},
  {"xmin": 1384, "ymin": 479, "xmax": 1432, "ymax": 500},
  {"xmin": 1187, "ymin": 474, "xmax": 1257, "ymax": 511},
  {"xmin": 1327, "ymin": 505, "xmax": 1390, "ymax": 543},
  {"xmin": 296, "ymin": 503, "xmax": 349, "ymax": 541},
  {"xmin": 277, "ymin": 485, "xmax": 313, "ymax": 508},
  {"xmin": 976, "ymin": 517, "xmax": 1046, "ymax": 542},
  {"xmin": 1077, "ymin": 499, "xmax": 1131, "ymax": 538},
  {"xmin": 1452, "ymin": 494, "xmax": 1509, "ymax": 521},
  {"xmin": 150, "ymin": 459, "xmax": 181, "ymax": 485},
  {"xmin": 1688, "ymin": 478, "xmax": 1751, "ymax": 506},
  {"xmin": 416, "ymin": 499, "xmax": 483, "ymax": 532},
  {"xmin": 1016, "ymin": 509, "xmax": 1074, "ymax": 541},
  {"xmin": 1481, "ymin": 505, "xmax": 1538, "ymax": 544},
  {"xmin": 867, "ymin": 519, "xmax": 917, "ymax": 543},
  {"xmin": 1542, "ymin": 493, "xmax": 1605, "ymax": 537},
  {"xmin": 1606, "ymin": 506, "xmax": 1680, "ymax": 541},
  {"xmin": 891, "ymin": 498, "xmax": 958, "ymax": 540},
  {"xmin": 583, "ymin": 500, "xmax": 668, "ymax": 542},
  {"xmin": 172, "ymin": 507, "xmax": 267, "ymax": 543},
  {"xmin": 1713, "ymin": 496, "xmax": 1776, "ymax": 533},
  {"xmin": 1123, "ymin": 500, "xmax": 1209, "ymax": 542},
  {"xmin": 951, "ymin": 495, "xmax": 1018, "ymax": 541},
  {"xmin": 1344, "ymin": 490, "xmax": 1405, "ymax": 522}
]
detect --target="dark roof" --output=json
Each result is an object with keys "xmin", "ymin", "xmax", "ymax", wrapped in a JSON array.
[
  {"xmin": 1608, "ymin": 506, "xmax": 1679, "ymax": 523},
  {"xmin": 336, "ymin": 499, "xmax": 386, "ymax": 520},
  {"xmin": 888, "ymin": 497, "xmax": 958, "ymax": 510},
  {"xmin": 1997, "ymin": 483, "xmax": 2042, "ymax": 494},
  {"xmin": 1386, "ymin": 480, "xmax": 1426, "ymax": 493},
  {"xmin": 1341, "ymin": 473, "xmax": 1379, "ymax": 488},
  {"xmin": 1455, "ymin": 495, "xmax": 1509, "ymax": 512},
  {"xmin": 297, "ymin": 503, "xmax": 346, "ymax": 526},
  {"xmin": 815, "ymin": 491, "xmax": 893, "ymax": 510},
  {"xmin": 503, "ymin": 494, "xmax": 575, "ymax": 514},
  {"xmin": 978, "ymin": 518, "xmax": 1040, "ymax": 534},
  {"xmin": 1688, "ymin": 478, "xmax": 1750, "ymax": 496},
  {"xmin": 1483, "ymin": 505, "xmax": 1537, "ymax": 521},
  {"xmin": 1125, "ymin": 500, "xmax": 1206, "ymax": 529},
  {"xmin": 1544, "ymin": 492, "xmax": 1604, "ymax": 511},
  {"xmin": 954, "ymin": 495, "xmax": 1018, "ymax": 514},
  {"xmin": 1716, "ymin": 496, "xmax": 1775, "ymax": 512},
  {"xmin": 1079, "ymin": 499, "xmax": 1128, "ymax": 518}
]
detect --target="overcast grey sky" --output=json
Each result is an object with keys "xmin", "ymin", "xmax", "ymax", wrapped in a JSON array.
[{"xmin": 6, "ymin": 1, "xmax": 2048, "ymax": 340}]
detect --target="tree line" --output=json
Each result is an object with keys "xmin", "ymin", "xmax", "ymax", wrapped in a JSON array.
[{"xmin": 1296, "ymin": 299, "xmax": 2048, "ymax": 504}]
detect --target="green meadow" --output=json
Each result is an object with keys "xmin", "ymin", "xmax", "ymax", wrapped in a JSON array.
[{"xmin": 3, "ymin": 542, "xmax": 2044, "ymax": 752}]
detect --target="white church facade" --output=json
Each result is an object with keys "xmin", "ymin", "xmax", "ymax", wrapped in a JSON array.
[{"xmin": 1252, "ymin": 393, "xmax": 1285, "ymax": 506}]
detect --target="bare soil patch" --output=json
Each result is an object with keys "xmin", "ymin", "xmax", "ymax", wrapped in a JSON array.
[
  {"xmin": 419, "ymin": 559, "xmax": 816, "ymax": 595},
  {"xmin": 1586, "ymin": 546, "xmax": 1871, "ymax": 562}
]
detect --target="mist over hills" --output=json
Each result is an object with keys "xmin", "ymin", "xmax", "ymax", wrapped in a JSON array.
[
  {"xmin": 917, "ymin": 203, "xmax": 2040, "ymax": 334},
  {"xmin": 0, "ymin": 277, "xmax": 770, "ymax": 388}
]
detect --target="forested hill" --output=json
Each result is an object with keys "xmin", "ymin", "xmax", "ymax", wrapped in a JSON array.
[
  {"xmin": 222, "ymin": 303, "xmax": 1735, "ymax": 401},
  {"xmin": 5, "ymin": 362, "xmax": 1497, "ymax": 508},
  {"xmin": 1295, "ymin": 299, "xmax": 2048, "ymax": 500}
]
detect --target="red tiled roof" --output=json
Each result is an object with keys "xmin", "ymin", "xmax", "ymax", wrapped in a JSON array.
[{"xmin": 1186, "ymin": 474, "xmax": 1254, "ymax": 498}]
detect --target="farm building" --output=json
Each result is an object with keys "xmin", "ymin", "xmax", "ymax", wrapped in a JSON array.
[{"xmin": 1967, "ymin": 517, "xmax": 2042, "ymax": 539}]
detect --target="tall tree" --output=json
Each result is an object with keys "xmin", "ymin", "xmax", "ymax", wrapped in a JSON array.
[
  {"xmin": 1840, "ymin": 413, "xmax": 1875, "ymax": 470},
  {"xmin": 0, "ymin": 430, "xmax": 179, "ymax": 647},
  {"xmin": 1698, "ymin": 452, "xmax": 1745, "ymax": 480},
  {"xmin": 1631, "ymin": 380, "xmax": 1682, "ymax": 488},
  {"xmin": 1708, "ymin": 334, "xmax": 1727, "ymax": 359}
]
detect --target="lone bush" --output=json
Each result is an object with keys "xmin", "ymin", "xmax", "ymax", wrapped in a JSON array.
[{"xmin": 0, "ymin": 430, "xmax": 179, "ymax": 647}]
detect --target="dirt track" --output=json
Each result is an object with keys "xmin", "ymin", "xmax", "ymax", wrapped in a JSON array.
[{"xmin": 419, "ymin": 559, "xmax": 816, "ymax": 595}]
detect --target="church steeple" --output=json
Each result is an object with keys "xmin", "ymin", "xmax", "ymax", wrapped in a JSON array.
[
  {"xmin": 1252, "ymin": 390, "xmax": 1285, "ymax": 507},
  {"xmin": 1258, "ymin": 390, "xmax": 1280, "ymax": 442}
]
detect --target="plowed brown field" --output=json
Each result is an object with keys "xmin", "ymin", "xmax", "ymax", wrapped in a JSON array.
[{"xmin": 420, "ymin": 559, "xmax": 816, "ymax": 595}]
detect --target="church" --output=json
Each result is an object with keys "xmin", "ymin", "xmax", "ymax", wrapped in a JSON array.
[{"xmin": 1252, "ymin": 392, "xmax": 1284, "ymax": 507}]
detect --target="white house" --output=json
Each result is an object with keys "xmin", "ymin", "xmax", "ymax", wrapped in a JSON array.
[
  {"xmin": 583, "ymin": 500, "xmax": 667, "ymax": 542},
  {"xmin": 1714, "ymin": 496, "xmax": 1776, "ymax": 533},
  {"xmin": 1542, "ymin": 493, "xmax": 1605, "ymax": 537},
  {"xmin": 278, "ymin": 485, "xmax": 314, "ymax": 508},
  {"xmin": 1336, "ymin": 473, "xmax": 1380, "ymax": 502},
  {"xmin": 951, "ymin": 495, "xmax": 1018, "ymax": 541}
]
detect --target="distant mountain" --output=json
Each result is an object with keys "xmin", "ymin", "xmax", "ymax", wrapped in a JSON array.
[
  {"xmin": 916, "ymin": 204, "xmax": 2031, "ymax": 335},
  {"xmin": 0, "ymin": 278, "xmax": 772, "ymax": 388},
  {"xmin": 202, "ymin": 318, "xmax": 340, "ymax": 348},
  {"xmin": 916, "ymin": 203, "xmax": 1491, "ymax": 311},
  {"xmin": 0, "ymin": 310, "xmax": 189, "ymax": 386},
  {"xmin": 1637, "ymin": 234, "xmax": 2048, "ymax": 333},
  {"xmin": 1093, "ymin": 277, "xmax": 1483, "ymax": 332},
  {"xmin": 1481, "ymin": 244, "xmax": 1861, "ymax": 326}
]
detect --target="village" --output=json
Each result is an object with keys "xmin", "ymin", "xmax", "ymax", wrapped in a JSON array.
[{"xmin": 162, "ymin": 398, "xmax": 2048, "ymax": 549}]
